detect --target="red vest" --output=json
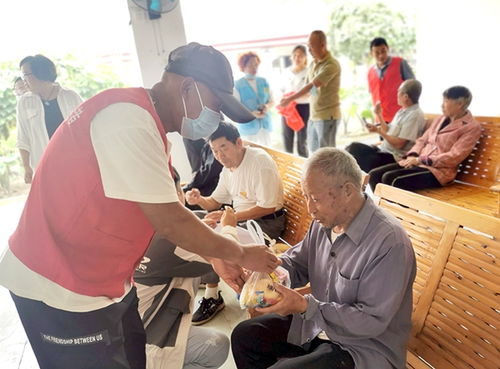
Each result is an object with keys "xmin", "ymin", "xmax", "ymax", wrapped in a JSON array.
[
  {"xmin": 9, "ymin": 88, "xmax": 167, "ymax": 298},
  {"xmin": 368, "ymin": 57, "xmax": 403, "ymax": 123}
]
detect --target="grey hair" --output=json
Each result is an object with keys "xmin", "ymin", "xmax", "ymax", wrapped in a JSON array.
[
  {"xmin": 443, "ymin": 86, "xmax": 472, "ymax": 110},
  {"xmin": 399, "ymin": 79, "xmax": 422, "ymax": 104},
  {"xmin": 304, "ymin": 148, "xmax": 363, "ymax": 190}
]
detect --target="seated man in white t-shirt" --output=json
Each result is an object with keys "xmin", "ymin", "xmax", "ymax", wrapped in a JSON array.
[{"xmin": 185, "ymin": 121, "xmax": 285, "ymax": 325}]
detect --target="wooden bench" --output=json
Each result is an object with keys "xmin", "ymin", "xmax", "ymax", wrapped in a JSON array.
[
  {"xmin": 244, "ymin": 142, "xmax": 312, "ymax": 245},
  {"xmin": 375, "ymin": 184, "xmax": 499, "ymax": 369},
  {"xmin": 417, "ymin": 115, "xmax": 500, "ymax": 217},
  {"xmin": 245, "ymin": 142, "xmax": 499, "ymax": 368}
]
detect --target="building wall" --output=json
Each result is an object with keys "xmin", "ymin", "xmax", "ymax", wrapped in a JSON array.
[{"xmin": 416, "ymin": 0, "xmax": 500, "ymax": 116}]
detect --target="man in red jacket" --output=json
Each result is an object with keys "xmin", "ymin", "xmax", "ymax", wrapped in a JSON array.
[
  {"xmin": 0, "ymin": 43, "xmax": 278, "ymax": 369},
  {"xmin": 368, "ymin": 37, "xmax": 415, "ymax": 123}
]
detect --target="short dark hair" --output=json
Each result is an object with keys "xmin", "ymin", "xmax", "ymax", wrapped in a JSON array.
[
  {"xmin": 443, "ymin": 86, "xmax": 472, "ymax": 110},
  {"xmin": 208, "ymin": 121, "xmax": 240, "ymax": 144},
  {"xmin": 370, "ymin": 37, "xmax": 389, "ymax": 49},
  {"xmin": 310, "ymin": 30, "xmax": 327, "ymax": 44},
  {"xmin": 19, "ymin": 54, "xmax": 57, "ymax": 82},
  {"xmin": 292, "ymin": 45, "xmax": 307, "ymax": 55}
]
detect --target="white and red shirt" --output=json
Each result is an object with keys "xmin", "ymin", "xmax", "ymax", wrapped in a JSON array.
[{"xmin": 0, "ymin": 88, "xmax": 179, "ymax": 312}]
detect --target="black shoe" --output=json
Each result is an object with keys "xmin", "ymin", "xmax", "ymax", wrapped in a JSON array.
[{"xmin": 191, "ymin": 292, "xmax": 225, "ymax": 326}]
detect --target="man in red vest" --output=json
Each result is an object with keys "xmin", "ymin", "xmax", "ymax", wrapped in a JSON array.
[
  {"xmin": 367, "ymin": 37, "xmax": 415, "ymax": 123},
  {"xmin": 0, "ymin": 43, "xmax": 279, "ymax": 369}
]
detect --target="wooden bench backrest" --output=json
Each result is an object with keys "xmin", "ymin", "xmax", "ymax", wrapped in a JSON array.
[
  {"xmin": 424, "ymin": 114, "xmax": 500, "ymax": 188},
  {"xmin": 374, "ymin": 184, "xmax": 500, "ymax": 369},
  {"xmin": 245, "ymin": 142, "xmax": 312, "ymax": 245}
]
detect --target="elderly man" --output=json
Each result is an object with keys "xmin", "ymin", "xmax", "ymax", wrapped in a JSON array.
[
  {"xmin": 0, "ymin": 43, "xmax": 278, "ymax": 369},
  {"xmin": 368, "ymin": 37, "xmax": 415, "ymax": 123},
  {"xmin": 186, "ymin": 121, "xmax": 285, "ymax": 324},
  {"xmin": 280, "ymin": 30, "xmax": 341, "ymax": 152},
  {"xmin": 346, "ymin": 79, "xmax": 426, "ymax": 173},
  {"xmin": 231, "ymin": 148, "xmax": 416, "ymax": 369}
]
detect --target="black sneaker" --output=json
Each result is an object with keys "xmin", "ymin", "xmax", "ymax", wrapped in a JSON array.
[{"xmin": 191, "ymin": 292, "xmax": 225, "ymax": 325}]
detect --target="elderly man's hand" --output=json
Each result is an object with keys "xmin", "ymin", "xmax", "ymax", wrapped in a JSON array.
[
  {"xmin": 255, "ymin": 283, "xmax": 308, "ymax": 316},
  {"xmin": 221, "ymin": 207, "xmax": 237, "ymax": 227},
  {"xmin": 185, "ymin": 188, "xmax": 201, "ymax": 205},
  {"xmin": 365, "ymin": 123, "xmax": 379, "ymax": 133},
  {"xmin": 204, "ymin": 210, "xmax": 223, "ymax": 223}
]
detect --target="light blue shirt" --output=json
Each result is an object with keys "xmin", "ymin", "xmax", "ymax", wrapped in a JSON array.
[{"xmin": 280, "ymin": 197, "xmax": 416, "ymax": 369}]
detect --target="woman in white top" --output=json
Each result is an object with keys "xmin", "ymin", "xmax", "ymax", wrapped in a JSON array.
[
  {"xmin": 280, "ymin": 45, "xmax": 310, "ymax": 157},
  {"xmin": 17, "ymin": 54, "xmax": 83, "ymax": 183}
]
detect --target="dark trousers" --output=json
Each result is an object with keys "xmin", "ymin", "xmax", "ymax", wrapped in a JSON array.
[
  {"xmin": 231, "ymin": 314, "xmax": 354, "ymax": 369},
  {"xmin": 183, "ymin": 138, "xmax": 206, "ymax": 172},
  {"xmin": 282, "ymin": 104, "xmax": 309, "ymax": 157},
  {"xmin": 345, "ymin": 142, "xmax": 396, "ymax": 173},
  {"xmin": 11, "ymin": 288, "xmax": 146, "ymax": 369},
  {"xmin": 369, "ymin": 162, "xmax": 442, "ymax": 192}
]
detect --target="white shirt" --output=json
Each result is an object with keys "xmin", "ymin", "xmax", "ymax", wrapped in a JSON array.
[
  {"xmin": 1, "ymin": 102, "xmax": 178, "ymax": 312},
  {"xmin": 282, "ymin": 67, "xmax": 309, "ymax": 104},
  {"xmin": 211, "ymin": 147, "xmax": 284, "ymax": 212},
  {"xmin": 16, "ymin": 86, "xmax": 83, "ymax": 170}
]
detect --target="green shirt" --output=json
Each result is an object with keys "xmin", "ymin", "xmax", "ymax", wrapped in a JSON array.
[{"xmin": 307, "ymin": 52, "xmax": 341, "ymax": 120}]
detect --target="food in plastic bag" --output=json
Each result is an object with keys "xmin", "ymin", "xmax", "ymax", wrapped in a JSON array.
[
  {"xmin": 239, "ymin": 266, "xmax": 290, "ymax": 309},
  {"xmin": 271, "ymin": 242, "xmax": 291, "ymax": 255}
]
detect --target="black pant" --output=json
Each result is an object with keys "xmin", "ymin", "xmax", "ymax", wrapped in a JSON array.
[
  {"xmin": 345, "ymin": 142, "xmax": 396, "ymax": 173},
  {"xmin": 11, "ymin": 288, "xmax": 146, "ymax": 369},
  {"xmin": 369, "ymin": 162, "xmax": 442, "ymax": 192},
  {"xmin": 231, "ymin": 314, "xmax": 354, "ymax": 369},
  {"xmin": 282, "ymin": 104, "xmax": 309, "ymax": 157},
  {"xmin": 183, "ymin": 138, "xmax": 206, "ymax": 172}
]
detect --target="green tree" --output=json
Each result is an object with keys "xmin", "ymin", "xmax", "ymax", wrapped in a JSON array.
[{"xmin": 328, "ymin": 2, "xmax": 416, "ymax": 66}]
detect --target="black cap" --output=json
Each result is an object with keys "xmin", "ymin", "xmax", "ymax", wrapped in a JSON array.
[{"xmin": 165, "ymin": 42, "xmax": 255, "ymax": 123}]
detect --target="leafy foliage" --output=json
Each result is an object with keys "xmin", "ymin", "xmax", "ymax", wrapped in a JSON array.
[{"xmin": 328, "ymin": 2, "xmax": 416, "ymax": 66}]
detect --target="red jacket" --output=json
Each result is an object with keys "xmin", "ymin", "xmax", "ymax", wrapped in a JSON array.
[
  {"xmin": 368, "ymin": 57, "xmax": 403, "ymax": 123},
  {"xmin": 9, "ymin": 88, "xmax": 167, "ymax": 298}
]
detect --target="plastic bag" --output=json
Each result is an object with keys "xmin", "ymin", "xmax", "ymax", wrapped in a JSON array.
[
  {"xmin": 240, "ymin": 220, "xmax": 291, "ymax": 309},
  {"xmin": 239, "ymin": 266, "xmax": 290, "ymax": 309},
  {"xmin": 276, "ymin": 92, "xmax": 305, "ymax": 132}
]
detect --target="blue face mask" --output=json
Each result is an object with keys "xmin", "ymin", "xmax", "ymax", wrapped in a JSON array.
[
  {"xmin": 180, "ymin": 82, "xmax": 221, "ymax": 140},
  {"xmin": 245, "ymin": 73, "xmax": 256, "ymax": 80}
]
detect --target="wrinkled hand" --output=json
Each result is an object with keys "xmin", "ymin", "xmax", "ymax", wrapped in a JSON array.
[
  {"xmin": 211, "ymin": 259, "xmax": 245, "ymax": 293},
  {"xmin": 24, "ymin": 166, "xmax": 33, "ymax": 184},
  {"xmin": 255, "ymin": 283, "xmax": 308, "ymax": 316},
  {"xmin": 204, "ymin": 210, "xmax": 223, "ymax": 223},
  {"xmin": 221, "ymin": 207, "xmax": 237, "ymax": 227},
  {"xmin": 398, "ymin": 156, "xmax": 419, "ymax": 168},
  {"xmin": 239, "ymin": 244, "xmax": 280, "ymax": 273},
  {"xmin": 373, "ymin": 101, "xmax": 382, "ymax": 115},
  {"xmin": 185, "ymin": 188, "xmax": 201, "ymax": 205},
  {"xmin": 201, "ymin": 218, "xmax": 217, "ymax": 229}
]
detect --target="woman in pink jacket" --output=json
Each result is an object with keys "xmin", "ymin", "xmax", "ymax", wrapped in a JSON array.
[{"xmin": 368, "ymin": 86, "xmax": 481, "ymax": 191}]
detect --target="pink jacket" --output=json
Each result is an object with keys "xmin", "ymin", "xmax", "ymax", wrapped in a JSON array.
[{"xmin": 408, "ymin": 111, "xmax": 481, "ymax": 185}]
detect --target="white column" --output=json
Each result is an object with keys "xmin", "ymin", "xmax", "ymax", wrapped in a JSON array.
[{"xmin": 127, "ymin": 0, "xmax": 192, "ymax": 181}]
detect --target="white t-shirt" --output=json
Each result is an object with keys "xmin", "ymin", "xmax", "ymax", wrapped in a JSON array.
[
  {"xmin": 282, "ymin": 67, "xmax": 309, "ymax": 104},
  {"xmin": 211, "ymin": 147, "xmax": 284, "ymax": 212},
  {"xmin": 0, "ymin": 102, "xmax": 178, "ymax": 312}
]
